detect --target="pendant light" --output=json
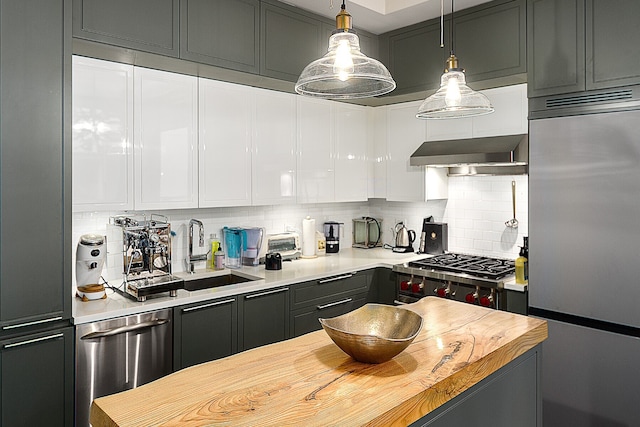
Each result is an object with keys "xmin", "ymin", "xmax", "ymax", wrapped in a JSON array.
[
  {"xmin": 416, "ymin": 0, "xmax": 493, "ymax": 119},
  {"xmin": 295, "ymin": 1, "xmax": 396, "ymax": 99}
]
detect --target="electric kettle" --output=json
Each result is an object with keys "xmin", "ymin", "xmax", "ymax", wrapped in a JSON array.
[{"xmin": 393, "ymin": 222, "xmax": 416, "ymax": 253}]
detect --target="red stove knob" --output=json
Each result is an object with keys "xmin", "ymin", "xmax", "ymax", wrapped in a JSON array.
[
  {"xmin": 436, "ymin": 287, "xmax": 448, "ymax": 298},
  {"xmin": 411, "ymin": 282, "xmax": 423, "ymax": 294},
  {"xmin": 479, "ymin": 295, "xmax": 493, "ymax": 307},
  {"xmin": 400, "ymin": 280, "xmax": 410, "ymax": 291},
  {"xmin": 465, "ymin": 293, "xmax": 477, "ymax": 304}
]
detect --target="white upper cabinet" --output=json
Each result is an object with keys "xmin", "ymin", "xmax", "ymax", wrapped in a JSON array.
[
  {"xmin": 199, "ymin": 79, "xmax": 252, "ymax": 207},
  {"xmin": 334, "ymin": 103, "xmax": 369, "ymax": 202},
  {"xmin": 297, "ymin": 97, "xmax": 334, "ymax": 203},
  {"xmin": 386, "ymin": 101, "xmax": 427, "ymax": 202},
  {"xmin": 472, "ymin": 84, "xmax": 528, "ymax": 136},
  {"xmin": 252, "ymin": 88, "xmax": 297, "ymax": 205},
  {"xmin": 370, "ymin": 106, "xmax": 387, "ymax": 199},
  {"xmin": 385, "ymin": 101, "xmax": 449, "ymax": 202},
  {"xmin": 72, "ymin": 56, "xmax": 134, "ymax": 211},
  {"xmin": 134, "ymin": 67, "xmax": 198, "ymax": 210},
  {"xmin": 425, "ymin": 83, "xmax": 528, "ymax": 141}
]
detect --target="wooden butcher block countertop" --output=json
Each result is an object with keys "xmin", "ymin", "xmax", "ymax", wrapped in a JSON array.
[{"xmin": 91, "ymin": 297, "xmax": 548, "ymax": 427}]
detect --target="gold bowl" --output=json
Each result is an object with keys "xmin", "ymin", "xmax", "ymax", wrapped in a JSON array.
[{"xmin": 319, "ymin": 303, "xmax": 423, "ymax": 364}]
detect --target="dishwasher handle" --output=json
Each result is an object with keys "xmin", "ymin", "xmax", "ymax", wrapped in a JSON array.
[{"xmin": 80, "ymin": 318, "xmax": 169, "ymax": 340}]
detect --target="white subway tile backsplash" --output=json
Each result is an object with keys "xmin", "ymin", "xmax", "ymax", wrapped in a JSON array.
[
  {"xmin": 443, "ymin": 175, "xmax": 528, "ymax": 259},
  {"xmin": 72, "ymin": 175, "xmax": 528, "ymax": 284}
]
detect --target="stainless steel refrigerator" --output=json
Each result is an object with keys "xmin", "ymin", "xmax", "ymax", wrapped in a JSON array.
[{"xmin": 529, "ymin": 108, "xmax": 640, "ymax": 426}]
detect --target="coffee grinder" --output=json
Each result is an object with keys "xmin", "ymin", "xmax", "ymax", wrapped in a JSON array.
[
  {"xmin": 323, "ymin": 221, "xmax": 342, "ymax": 253},
  {"xmin": 75, "ymin": 234, "xmax": 107, "ymax": 300}
]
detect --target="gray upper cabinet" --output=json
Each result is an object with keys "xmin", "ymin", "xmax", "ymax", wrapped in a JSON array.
[
  {"xmin": 587, "ymin": 0, "xmax": 640, "ymax": 91},
  {"xmin": 1, "ymin": 0, "xmax": 71, "ymax": 328},
  {"xmin": 73, "ymin": 0, "xmax": 179, "ymax": 57},
  {"xmin": 381, "ymin": 19, "xmax": 450, "ymax": 96},
  {"xmin": 260, "ymin": 0, "xmax": 323, "ymax": 82},
  {"xmin": 453, "ymin": 0, "xmax": 526, "ymax": 83},
  {"xmin": 528, "ymin": 0, "xmax": 640, "ymax": 98},
  {"xmin": 180, "ymin": 0, "xmax": 260, "ymax": 73},
  {"xmin": 527, "ymin": 0, "xmax": 586, "ymax": 97},
  {"xmin": 380, "ymin": 0, "xmax": 525, "ymax": 97}
]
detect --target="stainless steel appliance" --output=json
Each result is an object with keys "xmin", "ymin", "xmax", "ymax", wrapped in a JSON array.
[
  {"xmin": 352, "ymin": 217, "xmax": 382, "ymax": 249},
  {"xmin": 529, "ymin": 108, "xmax": 640, "ymax": 426},
  {"xmin": 392, "ymin": 222, "xmax": 415, "ymax": 253},
  {"xmin": 260, "ymin": 232, "xmax": 301, "ymax": 262},
  {"xmin": 323, "ymin": 221, "xmax": 342, "ymax": 253},
  {"xmin": 393, "ymin": 253, "xmax": 520, "ymax": 312},
  {"xmin": 75, "ymin": 309, "xmax": 173, "ymax": 427},
  {"xmin": 112, "ymin": 214, "xmax": 183, "ymax": 302},
  {"xmin": 410, "ymin": 133, "xmax": 528, "ymax": 176},
  {"xmin": 418, "ymin": 219, "xmax": 448, "ymax": 254}
]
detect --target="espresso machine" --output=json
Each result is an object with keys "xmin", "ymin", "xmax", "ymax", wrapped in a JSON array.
[{"xmin": 112, "ymin": 214, "xmax": 183, "ymax": 301}]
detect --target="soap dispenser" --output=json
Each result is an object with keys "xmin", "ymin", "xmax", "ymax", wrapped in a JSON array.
[{"xmin": 515, "ymin": 236, "xmax": 528, "ymax": 284}]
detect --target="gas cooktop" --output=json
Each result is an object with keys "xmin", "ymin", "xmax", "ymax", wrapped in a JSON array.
[{"xmin": 408, "ymin": 253, "xmax": 515, "ymax": 280}]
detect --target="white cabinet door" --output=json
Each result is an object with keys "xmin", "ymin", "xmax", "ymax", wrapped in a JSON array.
[
  {"xmin": 425, "ymin": 117, "xmax": 472, "ymax": 141},
  {"xmin": 252, "ymin": 88, "xmax": 296, "ymax": 205},
  {"xmin": 334, "ymin": 103, "xmax": 369, "ymax": 202},
  {"xmin": 386, "ymin": 101, "xmax": 427, "ymax": 202},
  {"xmin": 199, "ymin": 79, "xmax": 252, "ymax": 207},
  {"xmin": 370, "ymin": 106, "xmax": 387, "ymax": 199},
  {"xmin": 72, "ymin": 56, "xmax": 134, "ymax": 211},
  {"xmin": 297, "ymin": 97, "xmax": 334, "ymax": 203},
  {"xmin": 472, "ymin": 84, "xmax": 528, "ymax": 137},
  {"xmin": 134, "ymin": 68, "xmax": 198, "ymax": 210}
]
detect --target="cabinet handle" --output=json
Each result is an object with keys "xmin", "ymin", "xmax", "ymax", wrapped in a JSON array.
[
  {"xmin": 3, "ymin": 333, "xmax": 64, "ymax": 349},
  {"xmin": 80, "ymin": 318, "xmax": 169, "ymax": 340},
  {"xmin": 318, "ymin": 273, "xmax": 354, "ymax": 284},
  {"xmin": 2, "ymin": 316, "xmax": 63, "ymax": 330},
  {"xmin": 393, "ymin": 300, "xmax": 408, "ymax": 305},
  {"xmin": 317, "ymin": 298, "xmax": 353, "ymax": 310},
  {"xmin": 244, "ymin": 287, "xmax": 288, "ymax": 299},
  {"xmin": 182, "ymin": 299, "xmax": 235, "ymax": 313}
]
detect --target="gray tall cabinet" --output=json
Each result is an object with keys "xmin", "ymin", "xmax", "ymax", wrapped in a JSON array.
[
  {"xmin": 0, "ymin": 0, "xmax": 73, "ymax": 425},
  {"xmin": 527, "ymin": 0, "xmax": 640, "ymax": 98}
]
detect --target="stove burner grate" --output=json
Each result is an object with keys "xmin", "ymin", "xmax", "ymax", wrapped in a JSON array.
[{"xmin": 408, "ymin": 253, "xmax": 515, "ymax": 280}]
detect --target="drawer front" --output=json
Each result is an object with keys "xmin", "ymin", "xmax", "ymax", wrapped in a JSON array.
[
  {"xmin": 291, "ymin": 293, "xmax": 368, "ymax": 337},
  {"xmin": 290, "ymin": 272, "xmax": 369, "ymax": 310}
]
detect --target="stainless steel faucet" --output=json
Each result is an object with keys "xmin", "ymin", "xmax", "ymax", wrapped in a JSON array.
[{"xmin": 187, "ymin": 219, "xmax": 208, "ymax": 273}]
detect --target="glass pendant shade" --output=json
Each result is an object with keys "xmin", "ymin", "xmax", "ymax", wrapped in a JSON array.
[
  {"xmin": 416, "ymin": 55, "xmax": 494, "ymax": 119},
  {"xmin": 295, "ymin": 31, "xmax": 396, "ymax": 99}
]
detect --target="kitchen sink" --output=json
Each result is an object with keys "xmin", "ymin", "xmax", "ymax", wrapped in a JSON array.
[{"xmin": 183, "ymin": 272, "xmax": 262, "ymax": 291}]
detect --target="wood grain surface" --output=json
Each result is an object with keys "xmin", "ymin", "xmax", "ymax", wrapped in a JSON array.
[{"xmin": 91, "ymin": 297, "xmax": 547, "ymax": 427}]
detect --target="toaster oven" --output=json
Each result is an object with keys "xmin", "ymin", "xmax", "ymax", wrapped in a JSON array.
[{"xmin": 260, "ymin": 232, "xmax": 301, "ymax": 262}]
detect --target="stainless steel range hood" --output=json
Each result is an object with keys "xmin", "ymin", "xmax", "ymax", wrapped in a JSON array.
[{"xmin": 410, "ymin": 134, "xmax": 528, "ymax": 176}]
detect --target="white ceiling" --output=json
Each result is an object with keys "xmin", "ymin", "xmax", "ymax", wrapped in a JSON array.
[{"xmin": 280, "ymin": 0, "xmax": 494, "ymax": 34}]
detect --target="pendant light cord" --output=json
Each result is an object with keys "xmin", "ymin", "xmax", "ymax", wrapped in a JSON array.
[
  {"xmin": 450, "ymin": 0, "xmax": 455, "ymax": 56},
  {"xmin": 440, "ymin": 0, "xmax": 444, "ymax": 48}
]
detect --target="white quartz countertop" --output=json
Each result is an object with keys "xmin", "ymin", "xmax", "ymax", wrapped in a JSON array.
[{"xmin": 72, "ymin": 248, "xmax": 426, "ymax": 325}]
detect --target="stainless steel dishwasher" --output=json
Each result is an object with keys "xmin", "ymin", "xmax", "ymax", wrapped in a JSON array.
[{"xmin": 75, "ymin": 308, "xmax": 173, "ymax": 427}]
